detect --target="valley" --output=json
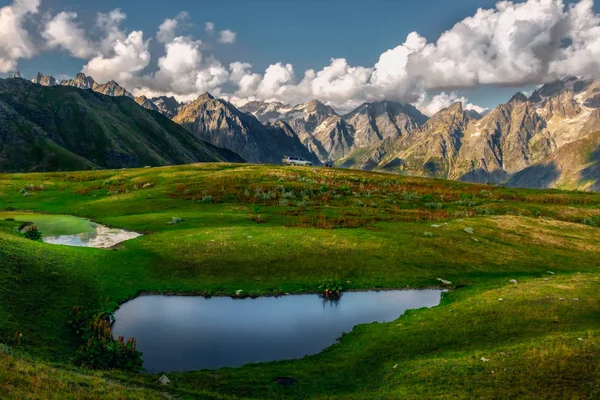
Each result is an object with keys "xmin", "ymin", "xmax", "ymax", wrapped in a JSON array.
[{"xmin": 0, "ymin": 164, "xmax": 598, "ymax": 399}]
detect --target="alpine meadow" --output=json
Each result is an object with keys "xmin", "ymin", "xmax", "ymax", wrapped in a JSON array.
[{"xmin": 1, "ymin": 0, "xmax": 599, "ymax": 399}]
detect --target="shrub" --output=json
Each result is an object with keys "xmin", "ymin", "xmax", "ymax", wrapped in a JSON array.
[
  {"xmin": 168, "ymin": 217, "xmax": 184, "ymax": 225},
  {"xmin": 424, "ymin": 202, "xmax": 443, "ymax": 209},
  {"xmin": 19, "ymin": 222, "xmax": 42, "ymax": 241},
  {"xmin": 318, "ymin": 278, "xmax": 345, "ymax": 298},
  {"xmin": 424, "ymin": 232, "xmax": 434, "ymax": 237},
  {"xmin": 583, "ymin": 216, "xmax": 599, "ymax": 227},
  {"xmin": 69, "ymin": 303, "xmax": 142, "ymax": 372},
  {"xmin": 199, "ymin": 195, "xmax": 214, "ymax": 204}
]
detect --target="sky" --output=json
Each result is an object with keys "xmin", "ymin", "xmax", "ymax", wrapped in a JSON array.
[{"xmin": 1, "ymin": 0, "xmax": 599, "ymax": 115}]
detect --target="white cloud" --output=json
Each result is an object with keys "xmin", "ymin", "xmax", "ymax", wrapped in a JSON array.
[
  {"xmin": 6, "ymin": 0, "xmax": 600, "ymax": 114},
  {"xmin": 0, "ymin": 0, "xmax": 40, "ymax": 73},
  {"xmin": 205, "ymin": 22, "xmax": 215, "ymax": 35},
  {"xmin": 83, "ymin": 30, "xmax": 150, "ymax": 85},
  {"xmin": 218, "ymin": 29, "xmax": 236, "ymax": 44},
  {"xmin": 416, "ymin": 92, "xmax": 487, "ymax": 116},
  {"xmin": 136, "ymin": 35, "xmax": 228, "ymax": 98},
  {"xmin": 157, "ymin": 12, "xmax": 188, "ymax": 44},
  {"xmin": 42, "ymin": 12, "xmax": 95, "ymax": 59}
]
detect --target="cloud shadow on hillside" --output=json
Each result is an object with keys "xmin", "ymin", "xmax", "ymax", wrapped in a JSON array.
[
  {"xmin": 581, "ymin": 145, "xmax": 600, "ymax": 191},
  {"xmin": 506, "ymin": 162, "xmax": 561, "ymax": 189}
]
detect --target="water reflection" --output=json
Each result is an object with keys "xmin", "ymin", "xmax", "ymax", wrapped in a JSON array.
[
  {"xmin": 43, "ymin": 223, "xmax": 141, "ymax": 248},
  {"xmin": 113, "ymin": 290, "xmax": 444, "ymax": 373}
]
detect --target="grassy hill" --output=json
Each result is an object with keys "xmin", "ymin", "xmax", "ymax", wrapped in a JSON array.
[
  {"xmin": 0, "ymin": 164, "xmax": 598, "ymax": 399},
  {"xmin": 0, "ymin": 78, "xmax": 243, "ymax": 172}
]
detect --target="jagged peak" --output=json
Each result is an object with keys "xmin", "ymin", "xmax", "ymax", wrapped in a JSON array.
[
  {"xmin": 198, "ymin": 92, "xmax": 215, "ymax": 101},
  {"xmin": 508, "ymin": 92, "xmax": 529, "ymax": 104},
  {"xmin": 446, "ymin": 102, "xmax": 464, "ymax": 112},
  {"xmin": 10, "ymin": 71, "xmax": 22, "ymax": 79}
]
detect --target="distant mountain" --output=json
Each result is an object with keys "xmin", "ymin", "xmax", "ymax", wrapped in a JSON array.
[
  {"xmin": 150, "ymin": 96, "xmax": 183, "ymax": 119},
  {"xmin": 0, "ymin": 78, "xmax": 242, "ymax": 172},
  {"xmin": 135, "ymin": 95, "xmax": 159, "ymax": 112},
  {"xmin": 173, "ymin": 93, "xmax": 319, "ymax": 164},
  {"xmin": 242, "ymin": 99, "xmax": 428, "ymax": 162},
  {"xmin": 60, "ymin": 73, "xmax": 96, "ymax": 90},
  {"xmin": 94, "ymin": 80, "xmax": 134, "ymax": 99},
  {"xmin": 337, "ymin": 76, "xmax": 600, "ymax": 191},
  {"xmin": 31, "ymin": 73, "xmax": 57, "ymax": 87}
]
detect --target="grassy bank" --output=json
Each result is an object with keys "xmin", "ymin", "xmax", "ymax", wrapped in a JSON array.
[{"xmin": 0, "ymin": 163, "xmax": 598, "ymax": 399}]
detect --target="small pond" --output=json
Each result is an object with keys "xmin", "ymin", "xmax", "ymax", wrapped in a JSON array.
[
  {"xmin": 1, "ymin": 212, "xmax": 141, "ymax": 248},
  {"xmin": 112, "ymin": 290, "xmax": 444, "ymax": 373}
]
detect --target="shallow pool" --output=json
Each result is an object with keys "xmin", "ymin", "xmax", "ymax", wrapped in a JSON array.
[
  {"xmin": 1, "ymin": 212, "xmax": 141, "ymax": 248},
  {"xmin": 112, "ymin": 290, "xmax": 444, "ymax": 373}
]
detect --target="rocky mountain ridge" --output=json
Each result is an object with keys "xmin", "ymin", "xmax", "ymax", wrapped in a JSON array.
[{"xmin": 11, "ymin": 71, "xmax": 600, "ymax": 190}]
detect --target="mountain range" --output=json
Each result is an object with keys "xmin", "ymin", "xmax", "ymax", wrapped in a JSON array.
[
  {"xmin": 0, "ymin": 77, "xmax": 242, "ymax": 172},
  {"xmin": 6, "ymin": 71, "xmax": 600, "ymax": 191}
]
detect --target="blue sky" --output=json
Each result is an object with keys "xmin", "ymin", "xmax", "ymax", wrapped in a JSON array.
[{"xmin": 2, "ymin": 0, "xmax": 599, "ymax": 113}]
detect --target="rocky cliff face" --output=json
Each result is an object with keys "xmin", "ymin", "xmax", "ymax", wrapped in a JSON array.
[
  {"xmin": 338, "ymin": 76, "xmax": 600, "ymax": 190},
  {"xmin": 94, "ymin": 80, "xmax": 134, "ymax": 99},
  {"xmin": 150, "ymin": 96, "xmax": 183, "ymax": 118},
  {"xmin": 60, "ymin": 73, "xmax": 97, "ymax": 90},
  {"xmin": 135, "ymin": 96, "xmax": 159, "ymax": 112},
  {"xmin": 173, "ymin": 93, "xmax": 319, "ymax": 164},
  {"xmin": 242, "ymin": 99, "xmax": 427, "ymax": 163},
  {"xmin": 31, "ymin": 73, "xmax": 57, "ymax": 86}
]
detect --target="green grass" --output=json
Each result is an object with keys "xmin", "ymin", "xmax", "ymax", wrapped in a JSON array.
[{"xmin": 0, "ymin": 163, "xmax": 599, "ymax": 399}]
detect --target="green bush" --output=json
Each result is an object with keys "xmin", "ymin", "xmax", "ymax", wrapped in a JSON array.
[
  {"xmin": 19, "ymin": 222, "xmax": 43, "ymax": 241},
  {"xmin": 318, "ymin": 278, "xmax": 345, "ymax": 298},
  {"xmin": 582, "ymin": 216, "xmax": 599, "ymax": 227},
  {"xmin": 68, "ymin": 303, "xmax": 143, "ymax": 372}
]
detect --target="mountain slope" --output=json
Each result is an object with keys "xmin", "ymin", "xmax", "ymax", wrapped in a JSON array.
[
  {"xmin": 0, "ymin": 78, "xmax": 242, "ymax": 172},
  {"xmin": 507, "ymin": 127, "xmax": 600, "ymax": 191},
  {"xmin": 173, "ymin": 93, "xmax": 319, "ymax": 164},
  {"xmin": 338, "ymin": 77, "xmax": 600, "ymax": 191}
]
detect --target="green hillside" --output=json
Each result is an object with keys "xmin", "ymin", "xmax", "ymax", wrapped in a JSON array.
[
  {"xmin": 0, "ymin": 164, "xmax": 598, "ymax": 399},
  {"xmin": 0, "ymin": 78, "xmax": 243, "ymax": 172}
]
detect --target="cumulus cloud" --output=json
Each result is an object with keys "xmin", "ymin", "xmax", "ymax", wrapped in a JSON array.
[
  {"xmin": 0, "ymin": 0, "xmax": 40, "ymax": 73},
  {"xmin": 7, "ymin": 0, "xmax": 600, "ymax": 114},
  {"xmin": 81, "ymin": 11, "xmax": 150, "ymax": 85},
  {"xmin": 218, "ymin": 29, "xmax": 236, "ymax": 44},
  {"xmin": 136, "ymin": 35, "xmax": 228, "ymax": 97},
  {"xmin": 42, "ymin": 11, "xmax": 95, "ymax": 59},
  {"xmin": 205, "ymin": 21, "xmax": 215, "ymax": 35},
  {"xmin": 157, "ymin": 12, "xmax": 188, "ymax": 44},
  {"xmin": 416, "ymin": 92, "xmax": 487, "ymax": 116}
]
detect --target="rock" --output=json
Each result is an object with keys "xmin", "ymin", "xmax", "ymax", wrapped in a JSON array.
[
  {"xmin": 437, "ymin": 278, "xmax": 452, "ymax": 285},
  {"xmin": 273, "ymin": 377, "xmax": 296, "ymax": 386},
  {"xmin": 157, "ymin": 375, "xmax": 171, "ymax": 385},
  {"xmin": 547, "ymin": 271, "xmax": 555, "ymax": 275},
  {"xmin": 559, "ymin": 298, "xmax": 565, "ymax": 301},
  {"xmin": 464, "ymin": 227, "xmax": 475, "ymax": 234},
  {"xmin": 481, "ymin": 357, "xmax": 490, "ymax": 362},
  {"xmin": 509, "ymin": 279, "xmax": 518, "ymax": 284},
  {"xmin": 472, "ymin": 238, "xmax": 479, "ymax": 242},
  {"xmin": 572, "ymin": 298, "xmax": 579, "ymax": 301},
  {"xmin": 431, "ymin": 224, "xmax": 441, "ymax": 228},
  {"xmin": 235, "ymin": 290, "xmax": 243, "ymax": 295},
  {"xmin": 498, "ymin": 298, "xmax": 504, "ymax": 301},
  {"xmin": 424, "ymin": 232, "xmax": 434, "ymax": 237},
  {"xmin": 393, "ymin": 364, "xmax": 398, "ymax": 369},
  {"xmin": 543, "ymin": 278, "xmax": 549, "ymax": 281},
  {"xmin": 578, "ymin": 338, "xmax": 586, "ymax": 341}
]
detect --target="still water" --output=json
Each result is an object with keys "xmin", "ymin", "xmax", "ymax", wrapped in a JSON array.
[
  {"xmin": 1, "ymin": 212, "xmax": 141, "ymax": 248},
  {"xmin": 112, "ymin": 290, "xmax": 444, "ymax": 373}
]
